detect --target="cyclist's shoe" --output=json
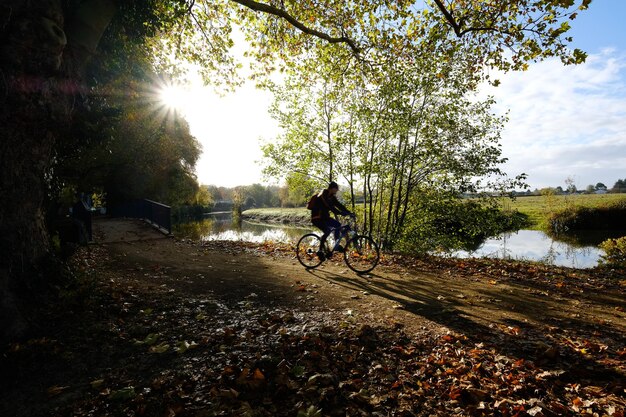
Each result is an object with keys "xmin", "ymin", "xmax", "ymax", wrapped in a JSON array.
[
  {"xmin": 335, "ymin": 244, "xmax": 345, "ymax": 253},
  {"xmin": 316, "ymin": 250, "xmax": 326, "ymax": 261},
  {"xmin": 326, "ymin": 251, "xmax": 333, "ymax": 259}
]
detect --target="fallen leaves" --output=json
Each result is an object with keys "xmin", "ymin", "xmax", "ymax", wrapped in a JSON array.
[
  {"xmin": 3, "ymin": 235, "xmax": 625, "ymax": 417},
  {"xmin": 46, "ymin": 385, "xmax": 69, "ymax": 397},
  {"xmin": 70, "ymin": 302, "xmax": 619, "ymax": 417},
  {"xmin": 108, "ymin": 386, "xmax": 136, "ymax": 401}
]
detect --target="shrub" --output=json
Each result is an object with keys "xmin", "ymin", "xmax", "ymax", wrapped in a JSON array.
[
  {"xmin": 549, "ymin": 200, "xmax": 626, "ymax": 233},
  {"xmin": 396, "ymin": 197, "xmax": 529, "ymax": 254},
  {"xmin": 171, "ymin": 204, "xmax": 207, "ymax": 222},
  {"xmin": 599, "ymin": 236, "xmax": 626, "ymax": 268}
]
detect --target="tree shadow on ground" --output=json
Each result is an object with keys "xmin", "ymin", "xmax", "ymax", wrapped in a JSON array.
[
  {"xmin": 307, "ymin": 265, "xmax": 625, "ymax": 386},
  {"xmin": 0, "ymin": 221, "xmax": 311, "ymax": 417}
]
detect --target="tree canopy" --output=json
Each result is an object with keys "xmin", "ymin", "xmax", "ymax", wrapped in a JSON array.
[{"xmin": 125, "ymin": 0, "xmax": 592, "ymax": 88}]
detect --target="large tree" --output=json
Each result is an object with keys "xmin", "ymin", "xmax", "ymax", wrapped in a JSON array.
[
  {"xmin": 262, "ymin": 47, "xmax": 525, "ymax": 250},
  {"xmin": 0, "ymin": 0, "xmax": 591, "ymax": 341}
]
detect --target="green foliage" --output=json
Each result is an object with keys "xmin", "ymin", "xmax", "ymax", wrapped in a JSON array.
[
  {"xmin": 233, "ymin": 0, "xmax": 589, "ymax": 82},
  {"xmin": 549, "ymin": 200, "xmax": 626, "ymax": 233},
  {"xmin": 262, "ymin": 48, "xmax": 527, "ymax": 250},
  {"xmin": 194, "ymin": 186, "xmax": 214, "ymax": 207},
  {"xmin": 284, "ymin": 174, "xmax": 320, "ymax": 207},
  {"xmin": 396, "ymin": 193, "xmax": 528, "ymax": 254},
  {"xmin": 232, "ymin": 187, "xmax": 245, "ymax": 216},
  {"xmin": 599, "ymin": 237, "xmax": 626, "ymax": 268},
  {"xmin": 504, "ymin": 194, "xmax": 626, "ymax": 230},
  {"xmin": 51, "ymin": 11, "xmax": 204, "ymax": 209},
  {"xmin": 57, "ymin": 95, "xmax": 202, "ymax": 207},
  {"xmin": 242, "ymin": 184, "xmax": 281, "ymax": 208},
  {"xmin": 80, "ymin": 0, "xmax": 591, "ymax": 97},
  {"xmin": 612, "ymin": 178, "xmax": 626, "ymax": 193}
]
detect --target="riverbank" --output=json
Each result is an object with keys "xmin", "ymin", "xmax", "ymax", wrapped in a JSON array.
[
  {"xmin": 242, "ymin": 207, "xmax": 310, "ymax": 226},
  {"xmin": 505, "ymin": 193, "xmax": 626, "ymax": 229},
  {"xmin": 243, "ymin": 195, "xmax": 626, "ymax": 231},
  {"xmin": 1, "ymin": 218, "xmax": 625, "ymax": 416}
]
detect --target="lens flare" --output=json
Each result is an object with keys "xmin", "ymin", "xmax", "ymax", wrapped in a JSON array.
[{"xmin": 159, "ymin": 84, "xmax": 188, "ymax": 111}]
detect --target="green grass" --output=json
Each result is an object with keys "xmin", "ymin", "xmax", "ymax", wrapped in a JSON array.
[
  {"xmin": 243, "ymin": 195, "xmax": 626, "ymax": 231},
  {"xmin": 242, "ymin": 207, "xmax": 310, "ymax": 225},
  {"xmin": 500, "ymin": 194, "xmax": 626, "ymax": 229}
]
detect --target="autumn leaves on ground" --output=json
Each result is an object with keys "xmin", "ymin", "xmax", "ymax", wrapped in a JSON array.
[{"xmin": 1, "ymin": 219, "xmax": 624, "ymax": 417}]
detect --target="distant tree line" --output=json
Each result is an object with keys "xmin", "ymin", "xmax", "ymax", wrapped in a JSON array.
[
  {"xmin": 520, "ymin": 179, "xmax": 626, "ymax": 196},
  {"xmin": 610, "ymin": 179, "xmax": 626, "ymax": 193},
  {"xmin": 202, "ymin": 184, "xmax": 281, "ymax": 210},
  {"xmin": 177, "ymin": 183, "xmax": 299, "ymax": 216},
  {"xmin": 201, "ymin": 183, "xmax": 317, "ymax": 211}
]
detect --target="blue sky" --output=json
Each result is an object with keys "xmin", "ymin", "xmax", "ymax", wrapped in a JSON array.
[
  {"xmin": 569, "ymin": 0, "xmax": 626, "ymax": 54},
  {"xmin": 480, "ymin": 0, "xmax": 626, "ymax": 190},
  {"xmin": 185, "ymin": 1, "xmax": 626, "ymax": 189}
]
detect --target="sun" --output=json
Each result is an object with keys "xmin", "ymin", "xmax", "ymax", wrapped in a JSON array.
[
  {"xmin": 148, "ymin": 77, "xmax": 207, "ymax": 125},
  {"xmin": 159, "ymin": 84, "xmax": 189, "ymax": 111}
]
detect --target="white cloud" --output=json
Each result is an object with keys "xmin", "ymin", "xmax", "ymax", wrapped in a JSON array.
[{"xmin": 479, "ymin": 49, "xmax": 626, "ymax": 189}]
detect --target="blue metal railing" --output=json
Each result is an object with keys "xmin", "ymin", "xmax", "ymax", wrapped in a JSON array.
[{"xmin": 109, "ymin": 199, "xmax": 171, "ymax": 234}]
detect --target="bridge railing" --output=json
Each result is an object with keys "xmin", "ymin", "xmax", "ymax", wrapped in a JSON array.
[{"xmin": 109, "ymin": 199, "xmax": 171, "ymax": 234}]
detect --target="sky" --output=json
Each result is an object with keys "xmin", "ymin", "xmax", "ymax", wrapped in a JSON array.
[
  {"xmin": 173, "ymin": 81, "xmax": 277, "ymax": 187},
  {"xmin": 479, "ymin": 0, "xmax": 626, "ymax": 190},
  {"xmin": 171, "ymin": 1, "xmax": 626, "ymax": 190}
]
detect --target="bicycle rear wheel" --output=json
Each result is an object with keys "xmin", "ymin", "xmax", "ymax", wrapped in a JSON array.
[
  {"xmin": 344, "ymin": 235, "xmax": 379, "ymax": 274},
  {"xmin": 296, "ymin": 233, "xmax": 324, "ymax": 269}
]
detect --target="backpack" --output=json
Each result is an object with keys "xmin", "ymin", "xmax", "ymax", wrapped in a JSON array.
[{"xmin": 306, "ymin": 193, "xmax": 319, "ymax": 210}]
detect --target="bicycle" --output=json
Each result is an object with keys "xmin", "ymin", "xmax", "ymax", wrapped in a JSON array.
[{"xmin": 296, "ymin": 215, "xmax": 380, "ymax": 274}]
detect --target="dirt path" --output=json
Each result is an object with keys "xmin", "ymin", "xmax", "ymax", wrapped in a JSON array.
[
  {"xmin": 96, "ymin": 218, "xmax": 625, "ymax": 340},
  {"xmin": 1, "ymin": 218, "xmax": 624, "ymax": 417}
]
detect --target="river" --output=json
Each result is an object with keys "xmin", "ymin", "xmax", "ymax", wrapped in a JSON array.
[
  {"xmin": 173, "ymin": 212, "xmax": 313, "ymax": 244},
  {"xmin": 450, "ymin": 229, "xmax": 604, "ymax": 269},
  {"xmin": 174, "ymin": 213, "xmax": 623, "ymax": 268}
]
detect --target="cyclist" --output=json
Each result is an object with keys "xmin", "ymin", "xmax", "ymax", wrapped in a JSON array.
[{"xmin": 310, "ymin": 181, "xmax": 354, "ymax": 257}]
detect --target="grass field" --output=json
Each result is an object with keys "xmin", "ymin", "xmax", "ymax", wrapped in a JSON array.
[
  {"xmin": 242, "ymin": 207, "xmax": 310, "ymax": 225},
  {"xmin": 501, "ymin": 193, "xmax": 626, "ymax": 229},
  {"xmin": 243, "ymin": 194, "xmax": 626, "ymax": 230}
]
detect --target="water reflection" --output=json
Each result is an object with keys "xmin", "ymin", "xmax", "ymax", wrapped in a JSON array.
[
  {"xmin": 173, "ymin": 214, "xmax": 313, "ymax": 244},
  {"xmin": 175, "ymin": 214, "xmax": 621, "ymax": 269},
  {"xmin": 452, "ymin": 230, "xmax": 604, "ymax": 269}
]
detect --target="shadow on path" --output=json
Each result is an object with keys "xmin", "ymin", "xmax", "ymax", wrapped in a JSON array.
[{"xmin": 305, "ymin": 264, "xmax": 625, "ymax": 386}]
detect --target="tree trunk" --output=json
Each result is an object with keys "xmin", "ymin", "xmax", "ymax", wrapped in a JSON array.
[
  {"xmin": 0, "ymin": 0, "xmax": 115, "ymax": 343},
  {"xmin": 0, "ymin": 86, "xmax": 59, "ymax": 340}
]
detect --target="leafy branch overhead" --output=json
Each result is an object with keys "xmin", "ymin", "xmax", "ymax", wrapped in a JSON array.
[
  {"xmin": 149, "ymin": 0, "xmax": 592, "ymax": 84},
  {"xmin": 231, "ymin": 0, "xmax": 361, "ymax": 54},
  {"xmin": 429, "ymin": 0, "xmax": 591, "ymax": 68}
]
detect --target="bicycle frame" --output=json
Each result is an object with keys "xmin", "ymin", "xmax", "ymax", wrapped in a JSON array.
[
  {"xmin": 324, "ymin": 216, "xmax": 357, "ymax": 252},
  {"xmin": 296, "ymin": 214, "xmax": 380, "ymax": 273}
]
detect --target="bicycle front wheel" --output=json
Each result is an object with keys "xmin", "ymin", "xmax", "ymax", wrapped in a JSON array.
[
  {"xmin": 296, "ymin": 233, "xmax": 324, "ymax": 269},
  {"xmin": 344, "ymin": 235, "xmax": 380, "ymax": 274}
]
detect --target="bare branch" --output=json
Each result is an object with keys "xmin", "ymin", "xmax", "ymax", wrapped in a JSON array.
[
  {"xmin": 431, "ymin": 0, "xmax": 462, "ymax": 36},
  {"xmin": 431, "ymin": 0, "xmax": 510, "ymax": 38},
  {"xmin": 230, "ymin": 0, "xmax": 361, "ymax": 54}
]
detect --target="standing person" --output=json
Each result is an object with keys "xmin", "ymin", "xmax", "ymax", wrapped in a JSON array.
[
  {"xmin": 310, "ymin": 181, "xmax": 354, "ymax": 257},
  {"xmin": 71, "ymin": 192, "xmax": 92, "ymax": 243}
]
